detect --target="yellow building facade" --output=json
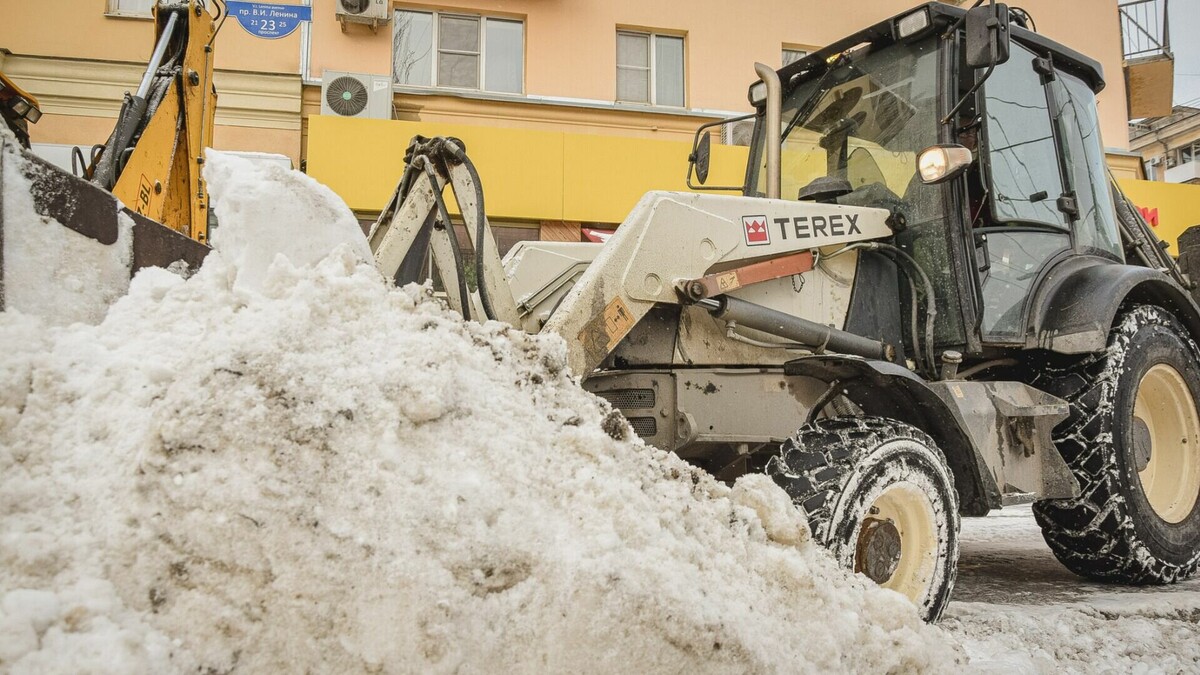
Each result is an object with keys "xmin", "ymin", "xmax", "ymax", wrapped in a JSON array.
[{"xmin": 5, "ymin": 0, "xmax": 1188, "ymax": 245}]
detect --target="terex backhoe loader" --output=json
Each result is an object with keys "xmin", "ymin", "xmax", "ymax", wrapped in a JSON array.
[
  {"xmin": 0, "ymin": 0, "xmax": 215, "ymax": 321},
  {"xmin": 370, "ymin": 2, "xmax": 1200, "ymax": 621}
]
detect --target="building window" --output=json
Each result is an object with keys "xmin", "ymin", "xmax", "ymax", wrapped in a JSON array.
[
  {"xmin": 616, "ymin": 30, "xmax": 684, "ymax": 107},
  {"xmin": 106, "ymin": 0, "xmax": 153, "ymax": 17},
  {"xmin": 1180, "ymin": 142, "xmax": 1200, "ymax": 166},
  {"xmin": 782, "ymin": 48, "xmax": 808, "ymax": 66},
  {"xmin": 393, "ymin": 10, "xmax": 524, "ymax": 94}
]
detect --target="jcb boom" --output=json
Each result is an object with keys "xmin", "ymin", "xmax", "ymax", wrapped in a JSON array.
[{"xmin": 370, "ymin": 2, "xmax": 1200, "ymax": 623}]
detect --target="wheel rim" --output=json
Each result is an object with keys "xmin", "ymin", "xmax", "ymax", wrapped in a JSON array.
[
  {"xmin": 855, "ymin": 482, "xmax": 938, "ymax": 603},
  {"xmin": 1134, "ymin": 363, "xmax": 1200, "ymax": 523}
]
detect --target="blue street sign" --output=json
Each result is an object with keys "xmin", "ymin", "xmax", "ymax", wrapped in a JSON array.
[{"xmin": 225, "ymin": 1, "xmax": 312, "ymax": 39}]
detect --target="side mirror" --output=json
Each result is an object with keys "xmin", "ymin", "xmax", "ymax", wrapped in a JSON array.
[
  {"xmin": 965, "ymin": 2, "xmax": 1011, "ymax": 69},
  {"xmin": 917, "ymin": 144, "xmax": 973, "ymax": 185},
  {"xmin": 684, "ymin": 112, "xmax": 753, "ymax": 192},
  {"xmin": 691, "ymin": 132, "xmax": 712, "ymax": 185}
]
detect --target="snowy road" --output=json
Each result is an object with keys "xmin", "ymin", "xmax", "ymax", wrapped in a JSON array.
[{"xmin": 945, "ymin": 504, "xmax": 1200, "ymax": 672}]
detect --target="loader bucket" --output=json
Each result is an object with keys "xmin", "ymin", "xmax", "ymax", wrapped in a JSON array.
[{"xmin": 0, "ymin": 135, "xmax": 209, "ymax": 325}]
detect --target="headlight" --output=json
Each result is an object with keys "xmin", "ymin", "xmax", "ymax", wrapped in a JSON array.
[
  {"xmin": 896, "ymin": 8, "xmax": 931, "ymax": 40},
  {"xmin": 917, "ymin": 145, "xmax": 973, "ymax": 184}
]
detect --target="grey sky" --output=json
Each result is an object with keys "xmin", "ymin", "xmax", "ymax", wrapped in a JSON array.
[{"xmin": 1171, "ymin": 0, "xmax": 1200, "ymax": 105}]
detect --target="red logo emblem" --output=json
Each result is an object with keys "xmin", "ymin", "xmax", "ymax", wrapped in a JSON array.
[{"xmin": 743, "ymin": 215, "xmax": 770, "ymax": 245}]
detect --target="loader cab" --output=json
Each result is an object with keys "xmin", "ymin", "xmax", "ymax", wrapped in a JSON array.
[{"xmin": 741, "ymin": 2, "xmax": 1114, "ymax": 359}]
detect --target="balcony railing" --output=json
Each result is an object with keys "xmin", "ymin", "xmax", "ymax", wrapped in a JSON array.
[{"xmin": 1120, "ymin": 0, "xmax": 1171, "ymax": 61}]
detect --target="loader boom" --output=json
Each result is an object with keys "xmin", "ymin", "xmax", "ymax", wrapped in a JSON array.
[{"xmin": 369, "ymin": 136, "xmax": 895, "ymax": 376}]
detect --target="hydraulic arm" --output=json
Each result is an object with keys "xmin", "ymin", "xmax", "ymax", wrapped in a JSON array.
[{"xmin": 88, "ymin": 0, "xmax": 218, "ymax": 245}]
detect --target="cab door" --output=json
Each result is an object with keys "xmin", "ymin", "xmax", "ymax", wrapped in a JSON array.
[
  {"xmin": 977, "ymin": 41, "xmax": 1072, "ymax": 342},
  {"xmin": 976, "ymin": 42, "xmax": 1122, "ymax": 345}
]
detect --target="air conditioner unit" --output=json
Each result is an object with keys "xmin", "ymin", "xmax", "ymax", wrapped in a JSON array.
[
  {"xmin": 722, "ymin": 119, "xmax": 756, "ymax": 147},
  {"xmin": 320, "ymin": 71, "xmax": 392, "ymax": 120},
  {"xmin": 336, "ymin": 0, "xmax": 390, "ymax": 30}
]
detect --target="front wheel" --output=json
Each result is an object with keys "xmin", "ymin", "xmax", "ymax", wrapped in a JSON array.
[
  {"xmin": 1030, "ymin": 305, "xmax": 1200, "ymax": 583},
  {"xmin": 763, "ymin": 417, "xmax": 959, "ymax": 622}
]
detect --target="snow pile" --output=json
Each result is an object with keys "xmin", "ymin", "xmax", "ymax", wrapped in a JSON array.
[
  {"xmin": 205, "ymin": 150, "xmax": 372, "ymax": 292},
  {"xmin": 0, "ymin": 152, "xmax": 962, "ymax": 673}
]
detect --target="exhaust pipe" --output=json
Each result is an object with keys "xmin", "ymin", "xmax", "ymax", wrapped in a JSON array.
[{"xmin": 753, "ymin": 63, "xmax": 782, "ymax": 200}]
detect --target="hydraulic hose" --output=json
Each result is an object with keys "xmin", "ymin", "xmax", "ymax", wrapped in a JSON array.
[{"xmin": 445, "ymin": 141, "xmax": 498, "ymax": 321}]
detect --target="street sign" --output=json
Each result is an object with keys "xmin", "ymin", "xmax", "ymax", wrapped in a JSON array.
[{"xmin": 225, "ymin": 1, "xmax": 312, "ymax": 39}]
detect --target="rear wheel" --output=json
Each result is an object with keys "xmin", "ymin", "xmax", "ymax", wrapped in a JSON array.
[
  {"xmin": 763, "ymin": 417, "xmax": 959, "ymax": 622},
  {"xmin": 1030, "ymin": 305, "xmax": 1200, "ymax": 583}
]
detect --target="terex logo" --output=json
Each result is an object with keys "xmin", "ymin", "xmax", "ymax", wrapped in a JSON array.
[
  {"xmin": 773, "ymin": 213, "xmax": 862, "ymax": 240},
  {"xmin": 742, "ymin": 215, "xmax": 770, "ymax": 246}
]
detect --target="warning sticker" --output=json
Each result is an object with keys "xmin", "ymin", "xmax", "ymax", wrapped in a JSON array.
[
  {"xmin": 716, "ymin": 272, "xmax": 740, "ymax": 293},
  {"xmin": 578, "ymin": 296, "xmax": 636, "ymax": 356}
]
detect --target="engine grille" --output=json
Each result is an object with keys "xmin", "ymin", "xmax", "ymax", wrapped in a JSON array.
[
  {"xmin": 626, "ymin": 417, "xmax": 658, "ymax": 438},
  {"xmin": 595, "ymin": 388, "xmax": 656, "ymax": 410}
]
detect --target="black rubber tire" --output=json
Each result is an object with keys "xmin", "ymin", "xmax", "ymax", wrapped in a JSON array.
[
  {"xmin": 1027, "ymin": 305, "xmax": 1200, "ymax": 583},
  {"xmin": 762, "ymin": 417, "xmax": 960, "ymax": 622}
]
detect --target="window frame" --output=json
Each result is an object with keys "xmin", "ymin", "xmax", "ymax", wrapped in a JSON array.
[
  {"xmin": 392, "ymin": 8, "xmax": 525, "ymax": 95},
  {"xmin": 782, "ymin": 47, "xmax": 809, "ymax": 67},
  {"xmin": 105, "ymin": 0, "xmax": 154, "ymax": 18},
  {"xmin": 1179, "ymin": 142, "xmax": 1200, "ymax": 166},
  {"xmin": 615, "ymin": 29, "xmax": 686, "ymax": 108}
]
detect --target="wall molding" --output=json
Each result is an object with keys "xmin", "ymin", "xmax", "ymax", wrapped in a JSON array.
[{"xmin": 3, "ymin": 54, "xmax": 303, "ymax": 131}]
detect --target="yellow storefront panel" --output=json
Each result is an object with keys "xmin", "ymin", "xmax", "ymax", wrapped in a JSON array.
[
  {"xmin": 307, "ymin": 115, "xmax": 565, "ymax": 219},
  {"xmin": 562, "ymin": 134, "xmax": 748, "ymax": 223},
  {"xmin": 1117, "ymin": 179, "xmax": 1200, "ymax": 255},
  {"xmin": 307, "ymin": 115, "xmax": 749, "ymax": 224}
]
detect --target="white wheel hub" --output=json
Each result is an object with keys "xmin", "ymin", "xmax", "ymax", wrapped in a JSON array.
[
  {"xmin": 855, "ymin": 482, "xmax": 938, "ymax": 602},
  {"xmin": 1134, "ymin": 363, "xmax": 1200, "ymax": 523}
]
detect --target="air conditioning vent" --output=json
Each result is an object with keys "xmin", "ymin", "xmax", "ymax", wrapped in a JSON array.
[
  {"xmin": 335, "ymin": 0, "xmax": 390, "ymax": 29},
  {"xmin": 320, "ymin": 71, "xmax": 392, "ymax": 120},
  {"xmin": 326, "ymin": 76, "xmax": 368, "ymax": 116},
  {"xmin": 722, "ymin": 118, "xmax": 756, "ymax": 147}
]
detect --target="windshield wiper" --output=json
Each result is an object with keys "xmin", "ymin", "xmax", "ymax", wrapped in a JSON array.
[
  {"xmin": 781, "ymin": 54, "xmax": 851, "ymax": 142},
  {"xmin": 977, "ymin": 222, "xmax": 1071, "ymax": 235}
]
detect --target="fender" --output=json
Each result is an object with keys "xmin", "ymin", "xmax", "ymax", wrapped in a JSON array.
[
  {"xmin": 784, "ymin": 355, "xmax": 999, "ymax": 516},
  {"xmin": 1028, "ymin": 259, "xmax": 1200, "ymax": 354}
]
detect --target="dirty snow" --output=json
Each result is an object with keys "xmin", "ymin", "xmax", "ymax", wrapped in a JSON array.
[
  {"xmin": 949, "ymin": 504, "xmax": 1200, "ymax": 673},
  {"xmin": 0, "ymin": 151, "xmax": 961, "ymax": 673},
  {"xmin": 0, "ymin": 134, "xmax": 133, "ymax": 326}
]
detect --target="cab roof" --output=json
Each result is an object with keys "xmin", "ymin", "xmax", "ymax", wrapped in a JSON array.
[{"xmin": 778, "ymin": 2, "xmax": 1105, "ymax": 95}]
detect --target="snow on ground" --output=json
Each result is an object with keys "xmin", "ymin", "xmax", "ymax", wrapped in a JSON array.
[
  {"xmin": 0, "ymin": 151, "xmax": 962, "ymax": 674},
  {"xmin": 946, "ymin": 504, "xmax": 1200, "ymax": 673}
]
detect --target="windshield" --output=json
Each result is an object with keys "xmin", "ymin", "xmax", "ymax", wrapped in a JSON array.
[
  {"xmin": 751, "ymin": 37, "xmax": 941, "ymax": 206},
  {"xmin": 749, "ymin": 36, "xmax": 967, "ymax": 348}
]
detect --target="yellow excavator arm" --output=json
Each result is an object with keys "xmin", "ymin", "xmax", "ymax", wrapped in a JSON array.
[{"xmin": 92, "ymin": 0, "xmax": 218, "ymax": 245}]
